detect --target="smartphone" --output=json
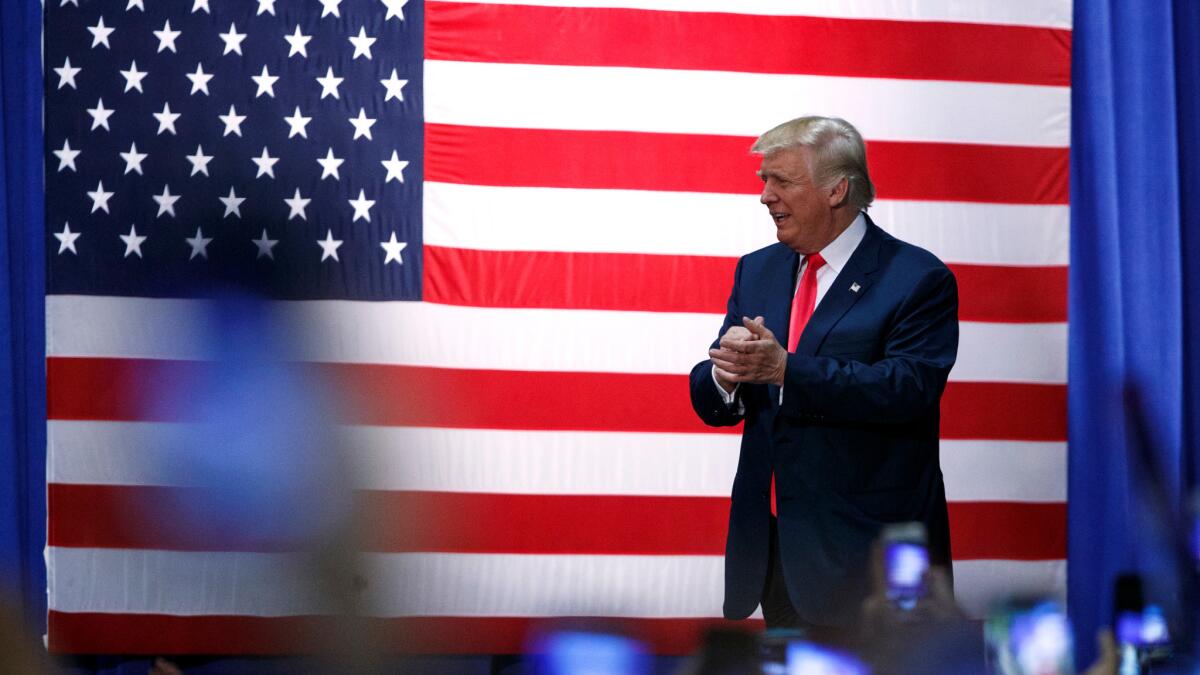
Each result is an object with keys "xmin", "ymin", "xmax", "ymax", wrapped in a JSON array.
[
  {"xmin": 1114, "ymin": 574, "xmax": 1173, "ymax": 675},
  {"xmin": 785, "ymin": 640, "xmax": 870, "ymax": 675},
  {"xmin": 1114, "ymin": 574, "xmax": 1145, "ymax": 675},
  {"xmin": 984, "ymin": 598, "xmax": 1074, "ymax": 675},
  {"xmin": 530, "ymin": 629, "xmax": 647, "ymax": 675},
  {"xmin": 881, "ymin": 522, "xmax": 929, "ymax": 611}
]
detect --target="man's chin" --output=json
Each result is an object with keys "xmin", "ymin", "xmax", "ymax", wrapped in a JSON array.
[{"xmin": 775, "ymin": 230, "xmax": 797, "ymax": 249}]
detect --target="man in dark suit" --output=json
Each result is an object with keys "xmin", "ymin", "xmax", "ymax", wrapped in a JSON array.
[{"xmin": 689, "ymin": 116, "xmax": 958, "ymax": 631}]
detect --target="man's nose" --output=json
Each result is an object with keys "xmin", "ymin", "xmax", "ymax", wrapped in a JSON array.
[{"xmin": 760, "ymin": 184, "xmax": 776, "ymax": 204}]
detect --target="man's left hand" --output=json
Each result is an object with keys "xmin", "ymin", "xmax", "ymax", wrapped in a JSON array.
[{"xmin": 708, "ymin": 316, "xmax": 788, "ymax": 386}]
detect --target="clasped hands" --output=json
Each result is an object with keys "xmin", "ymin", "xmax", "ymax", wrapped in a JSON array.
[{"xmin": 709, "ymin": 316, "xmax": 788, "ymax": 391}]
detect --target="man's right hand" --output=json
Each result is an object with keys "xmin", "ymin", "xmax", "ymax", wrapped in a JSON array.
[{"xmin": 712, "ymin": 325, "xmax": 756, "ymax": 393}]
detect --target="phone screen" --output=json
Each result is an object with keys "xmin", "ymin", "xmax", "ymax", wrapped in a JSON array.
[
  {"xmin": 881, "ymin": 522, "xmax": 929, "ymax": 611},
  {"xmin": 984, "ymin": 599, "xmax": 1074, "ymax": 675},
  {"xmin": 885, "ymin": 540, "xmax": 928, "ymax": 610},
  {"xmin": 1009, "ymin": 605, "xmax": 1073, "ymax": 675},
  {"xmin": 785, "ymin": 641, "xmax": 869, "ymax": 675},
  {"xmin": 531, "ymin": 630, "xmax": 646, "ymax": 675}
]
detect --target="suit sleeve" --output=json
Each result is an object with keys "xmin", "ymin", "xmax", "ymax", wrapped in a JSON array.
[
  {"xmin": 779, "ymin": 263, "xmax": 958, "ymax": 425},
  {"xmin": 689, "ymin": 257, "xmax": 747, "ymax": 427}
]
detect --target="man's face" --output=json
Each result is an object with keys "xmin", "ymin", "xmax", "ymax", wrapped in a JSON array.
[{"xmin": 757, "ymin": 146, "xmax": 840, "ymax": 254}]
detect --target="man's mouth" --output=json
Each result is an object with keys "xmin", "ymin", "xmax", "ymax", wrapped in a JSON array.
[{"xmin": 771, "ymin": 212, "xmax": 789, "ymax": 224}]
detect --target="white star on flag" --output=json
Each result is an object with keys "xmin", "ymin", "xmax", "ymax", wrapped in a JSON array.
[
  {"xmin": 185, "ymin": 228, "xmax": 212, "ymax": 260},
  {"xmin": 348, "ymin": 189, "xmax": 375, "ymax": 222},
  {"xmin": 381, "ymin": 69, "xmax": 408, "ymax": 102},
  {"xmin": 119, "ymin": 60, "xmax": 147, "ymax": 93},
  {"xmin": 120, "ymin": 142, "xmax": 148, "ymax": 175},
  {"xmin": 220, "ymin": 186, "xmax": 245, "ymax": 218},
  {"xmin": 252, "ymin": 147, "xmax": 279, "ymax": 179},
  {"xmin": 284, "ymin": 188, "xmax": 311, "ymax": 220},
  {"xmin": 125, "ymin": 0, "xmax": 143, "ymax": 10},
  {"xmin": 219, "ymin": 105, "xmax": 246, "ymax": 136},
  {"xmin": 219, "ymin": 23, "xmax": 246, "ymax": 55},
  {"xmin": 285, "ymin": 26, "xmax": 312, "ymax": 58},
  {"xmin": 252, "ymin": 65, "xmax": 279, "ymax": 97},
  {"xmin": 154, "ymin": 19, "xmax": 181, "ymax": 53},
  {"xmin": 317, "ymin": 229, "xmax": 343, "ymax": 261},
  {"xmin": 381, "ymin": 0, "xmax": 408, "ymax": 21},
  {"xmin": 192, "ymin": 0, "xmax": 210, "ymax": 14},
  {"xmin": 55, "ymin": 223, "xmax": 81, "ymax": 255},
  {"xmin": 120, "ymin": 224, "xmax": 147, "ymax": 258},
  {"xmin": 88, "ymin": 16, "xmax": 115, "ymax": 49},
  {"xmin": 187, "ymin": 63, "xmax": 214, "ymax": 95},
  {"xmin": 87, "ymin": 180, "xmax": 114, "ymax": 211},
  {"xmin": 87, "ymin": 99, "xmax": 114, "ymax": 131},
  {"xmin": 186, "ymin": 145, "xmax": 213, "ymax": 176},
  {"xmin": 54, "ymin": 139, "xmax": 80, "ymax": 172},
  {"xmin": 54, "ymin": 57, "xmax": 81, "ymax": 89},
  {"xmin": 87, "ymin": 181, "xmax": 114, "ymax": 214},
  {"xmin": 153, "ymin": 184, "xmax": 180, "ymax": 217},
  {"xmin": 349, "ymin": 108, "xmax": 376, "ymax": 140},
  {"xmin": 349, "ymin": 27, "xmax": 376, "ymax": 60},
  {"xmin": 319, "ymin": 0, "xmax": 342, "ymax": 18},
  {"xmin": 257, "ymin": 0, "xmax": 276, "ymax": 16},
  {"xmin": 382, "ymin": 151, "xmax": 409, "ymax": 183},
  {"xmin": 381, "ymin": 232, "xmax": 407, "ymax": 264},
  {"xmin": 316, "ymin": 67, "xmax": 343, "ymax": 99},
  {"xmin": 317, "ymin": 147, "xmax": 344, "ymax": 180},
  {"xmin": 153, "ymin": 102, "xmax": 180, "ymax": 135},
  {"xmin": 283, "ymin": 107, "xmax": 311, "ymax": 138},
  {"xmin": 253, "ymin": 229, "xmax": 279, "ymax": 259}
]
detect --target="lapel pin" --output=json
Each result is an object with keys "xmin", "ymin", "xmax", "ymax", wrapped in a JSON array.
[{"xmin": 850, "ymin": 282, "xmax": 861, "ymax": 293}]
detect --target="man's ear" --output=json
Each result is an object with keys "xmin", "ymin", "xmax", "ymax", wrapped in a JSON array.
[{"xmin": 828, "ymin": 176, "xmax": 850, "ymax": 208}]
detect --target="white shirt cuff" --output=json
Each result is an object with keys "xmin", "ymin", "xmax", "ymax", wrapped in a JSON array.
[{"xmin": 711, "ymin": 365, "xmax": 740, "ymax": 405}]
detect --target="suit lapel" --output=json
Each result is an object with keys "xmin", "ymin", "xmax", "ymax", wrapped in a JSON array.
[
  {"xmin": 765, "ymin": 246, "xmax": 799, "ymax": 406},
  {"xmin": 766, "ymin": 246, "xmax": 800, "ymax": 345},
  {"xmin": 795, "ymin": 219, "xmax": 884, "ymax": 356}
]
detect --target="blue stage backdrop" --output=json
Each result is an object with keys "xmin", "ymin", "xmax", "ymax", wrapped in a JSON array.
[
  {"xmin": 1069, "ymin": 0, "xmax": 1200, "ymax": 665},
  {"xmin": 0, "ymin": 0, "xmax": 48, "ymax": 632}
]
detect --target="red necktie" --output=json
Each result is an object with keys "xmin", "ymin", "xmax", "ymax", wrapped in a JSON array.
[{"xmin": 773, "ymin": 253, "xmax": 826, "ymax": 515}]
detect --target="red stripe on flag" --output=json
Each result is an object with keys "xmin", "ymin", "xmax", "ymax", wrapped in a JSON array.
[
  {"xmin": 49, "ymin": 484, "xmax": 1065, "ymax": 560},
  {"xmin": 425, "ymin": 124, "xmax": 1070, "ymax": 204},
  {"xmin": 941, "ymin": 381, "xmax": 1066, "ymax": 442},
  {"xmin": 950, "ymin": 264, "xmax": 1067, "ymax": 324},
  {"xmin": 48, "ymin": 611, "xmax": 760, "ymax": 655},
  {"xmin": 950, "ymin": 501, "xmax": 1067, "ymax": 563},
  {"xmin": 46, "ymin": 359, "xmax": 1066, "ymax": 440},
  {"xmin": 423, "ymin": 245, "xmax": 1067, "ymax": 323},
  {"xmin": 423, "ymin": 247, "xmax": 736, "ymax": 315},
  {"xmin": 426, "ymin": 2, "xmax": 1072, "ymax": 86}
]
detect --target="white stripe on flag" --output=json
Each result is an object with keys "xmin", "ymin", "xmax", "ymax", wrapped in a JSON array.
[
  {"xmin": 47, "ymin": 547, "xmax": 1062, "ymax": 620},
  {"xmin": 424, "ymin": 182, "xmax": 1071, "ymax": 265},
  {"xmin": 429, "ymin": 0, "xmax": 1073, "ymax": 29},
  {"xmin": 424, "ymin": 61, "xmax": 1070, "ymax": 146},
  {"xmin": 951, "ymin": 559, "xmax": 1067, "ymax": 618},
  {"xmin": 940, "ymin": 440, "xmax": 1066, "ymax": 503},
  {"xmin": 47, "ymin": 548, "xmax": 732, "ymax": 618},
  {"xmin": 46, "ymin": 296, "xmax": 1067, "ymax": 384},
  {"xmin": 48, "ymin": 421, "xmax": 1067, "ymax": 502}
]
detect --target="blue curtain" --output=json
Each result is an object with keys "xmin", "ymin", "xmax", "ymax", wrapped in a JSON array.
[
  {"xmin": 1069, "ymin": 0, "xmax": 1200, "ymax": 665},
  {"xmin": 0, "ymin": 0, "xmax": 47, "ymax": 630}
]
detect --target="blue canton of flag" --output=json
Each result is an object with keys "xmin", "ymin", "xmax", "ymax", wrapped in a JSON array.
[{"xmin": 45, "ymin": 0, "xmax": 422, "ymax": 300}]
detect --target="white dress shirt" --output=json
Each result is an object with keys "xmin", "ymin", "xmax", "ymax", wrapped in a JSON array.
[{"xmin": 713, "ymin": 212, "xmax": 868, "ymax": 405}]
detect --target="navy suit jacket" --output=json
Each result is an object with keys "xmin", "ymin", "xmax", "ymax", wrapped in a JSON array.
[{"xmin": 689, "ymin": 214, "xmax": 958, "ymax": 627}]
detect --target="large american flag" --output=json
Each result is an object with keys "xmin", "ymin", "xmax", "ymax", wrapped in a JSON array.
[{"xmin": 43, "ymin": 0, "xmax": 1071, "ymax": 655}]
